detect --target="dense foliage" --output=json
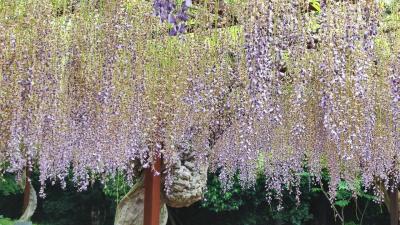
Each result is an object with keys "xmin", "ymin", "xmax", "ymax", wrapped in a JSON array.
[
  {"xmin": 0, "ymin": 171, "xmax": 392, "ymax": 225},
  {"xmin": 0, "ymin": 0, "xmax": 399, "ymax": 206},
  {"xmin": 0, "ymin": 173, "xmax": 22, "ymax": 196}
]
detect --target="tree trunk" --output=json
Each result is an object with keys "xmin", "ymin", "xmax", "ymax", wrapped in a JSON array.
[
  {"xmin": 22, "ymin": 168, "xmax": 31, "ymax": 213},
  {"xmin": 19, "ymin": 169, "xmax": 37, "ymax": 221},
  {"xmin": 163, "ymin": 148, "xmax": 208, "ymax": 208},
  {"xmin": 378, "ymin": 182, "xmax": 400, "ymax": 225},
  {"xmin": 390, "ymin": 189, "xmax": 399, "ymax": 225},
  {"xmin": 114, "ymin": 174, "xmax": 168, "ymax": 225}
]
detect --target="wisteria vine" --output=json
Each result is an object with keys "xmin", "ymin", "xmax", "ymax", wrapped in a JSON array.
[
  {"xmin": 153, "ymin": 0, "xmax": 191, "ymax": 35},
  {"xmin": 0, "ymin": 0, "xmax": 399, "ymax": 205}
]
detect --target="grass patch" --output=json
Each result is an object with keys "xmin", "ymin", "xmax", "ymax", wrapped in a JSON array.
[{"xmin": 0, "ymin": 217, "xmax": 40, "ymax": 225}]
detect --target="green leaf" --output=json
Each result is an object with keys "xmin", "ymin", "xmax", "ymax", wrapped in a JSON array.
[
  {"xmin": 335, "ymin": 200, "xmax": 350, "ymax": 207},
  {"xmin": 359, "ymin": 191, "xmax": 377, "ymax": 201},
  {"xmin": 309, "ymin": 0, "xmax": 321, "ymax": 12},
  {"xmin": 338, "ymin": 181, "xmax": 349, "ymax": 191},
  {"xmin": 297, "ymin": 172, "xmax": 311, "ymax": 178},
  {"xmin": 311, "ymin": 187, "xmax": 322, "ymax": 193}
]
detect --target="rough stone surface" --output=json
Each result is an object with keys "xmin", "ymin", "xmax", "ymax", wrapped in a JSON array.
[
  {"xmin": 114, "ymin": 175, "xmax": 168, "ymax": 225},
  {"xmin": 163, "ymin": 147, "xmax": 208, "ymax": 208},
  {"xmin": 114, "ymin": 146, "xmax": 208, "ymax": 224}
]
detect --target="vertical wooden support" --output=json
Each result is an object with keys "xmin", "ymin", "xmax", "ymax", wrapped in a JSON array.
[{"xmin": 143, "ymin": 155, "xmax": 162, "ymax": 225}]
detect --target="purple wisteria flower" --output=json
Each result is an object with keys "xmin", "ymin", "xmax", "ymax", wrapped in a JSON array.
[{"xmin": 153, "ymin": 0, "xmax": 191, "ymax": 36}]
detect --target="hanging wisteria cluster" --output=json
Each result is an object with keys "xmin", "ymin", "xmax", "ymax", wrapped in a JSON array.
[
  {"xmin": 239, "ymin": 0, "xmax": 400, "ymax": 202},
  {"xmin": 153, "ymin": 0, "xmax": 191, "ymax": 35},
  {"xmin": 0, "ymin": 0, "xmax": 399, "ymax": 204}
]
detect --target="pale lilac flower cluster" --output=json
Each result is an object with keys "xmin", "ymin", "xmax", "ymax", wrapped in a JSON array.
[
  {"xmin": 153, "ymin": 0, "xmax": 191, "ymax": 35},
  {"xmin": 240, "ymin": 0, "xmax": 398, "ymax": 204},
  {"xmin": 1, "ymin": 0, "xmax": 399, "ymax": 207},
  {"xmin": 389, "ymin": 54, "xmax": 400, "ymax": 158}
]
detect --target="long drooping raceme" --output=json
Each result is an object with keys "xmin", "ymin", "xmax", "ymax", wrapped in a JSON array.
[
  {"xmin": 241, "ymin": 0, "xmax": 399, "ymax": 201},
  {"xmin": 153, "ymin": 0, "xmax": 191, "ymax": 35},
  {"xmin": 0, "ymin": 0, "xmax": 399, "ymax": 204}
]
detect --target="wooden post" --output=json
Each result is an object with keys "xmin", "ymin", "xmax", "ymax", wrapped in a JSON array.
[{"xmin": 143, "ymin": 155, "xmax": 162, "ymax": 225}]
